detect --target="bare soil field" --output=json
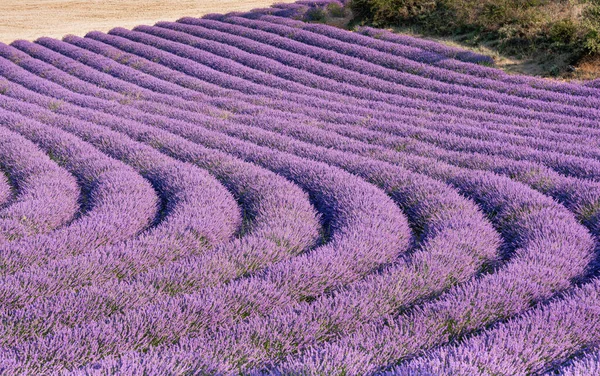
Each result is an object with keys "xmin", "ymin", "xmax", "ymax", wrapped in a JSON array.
[{"xmin": 0, "ymin": 0, "xmax": 294, "ymax": 43}]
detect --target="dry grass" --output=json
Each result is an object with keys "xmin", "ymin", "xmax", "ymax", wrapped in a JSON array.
[
  {"xmin": 384, "ymin": 26, "xmax": 600, "ymax": 81},
  {"xmin": 0, "ymin": 0, "xmax": 295, "ymax": 43}
]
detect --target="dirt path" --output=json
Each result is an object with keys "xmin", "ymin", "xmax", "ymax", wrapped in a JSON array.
[{"xmin": 0, "ymin": 0, "xmax": 294, "ymax": 43}]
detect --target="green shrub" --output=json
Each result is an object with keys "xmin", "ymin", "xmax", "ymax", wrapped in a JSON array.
[
  {"xmin": 305, "ymin": 7, "xmax": 328, "ymax": 22},
  {"xmin": 350, "ymin": 0, "xmax": 600, "ymax": 68},
  {"xmin": 582, "ymin": 1, "xmax": 600, "ymax": 53},
  {"xmin": 551, "ymin": 19, "xmax": 577, "ymax": 43},
  {"xmin": 327, "ymin": 2, "xmax": 348, "ymax": 18}
]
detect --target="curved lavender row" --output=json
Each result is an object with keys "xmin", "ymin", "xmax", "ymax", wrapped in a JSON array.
[
  {"xmin": 0, "ymin": 108, "xmax": 158, "ymax": 275},
  {"xmin": 57, "ymin": 32, "xmax": 600, "ymax": 147},
  {"xmin": 390, "ymin": 278, "xmax": 600, "ymax": 376},
  {"xmin": 551, "ymin": 351, "xmax": 600, "ymax": 375},
  {"xmin": 174, "ymin": 16, "xmax": 599, "ymax": 117},
  {"xmin": 14, "ymin": 35, "xmax": 598, "ymax": 242},
  {"xmin": 109, "ymin": 26, "xmax": 600, "ymax": 130},
  {"xmin": 45, "ymin": 32, "xmax": 600, "ymax": 183},
  {"xmin": 14, "ymin": 39, "xmax": 596, "ymax": 374},
  {"xmin": 0, "ymin": 173, "xmax": 10, "ymax": 209},
  {"xmin": 0, "ymin": 82, "xmax": 319, "ymax": 306},
  {"xmin": 14, "ymin": 34, "xmax": 600, "ymax": 243},
  {"xmin": 585, "ymin": 79, "xmax": 600, "ymax": 88},
  {"xmin": 0, "ymin": 76, "xmax": 242, "ymax": 254},
  {"xmin": 355, "ymin": 26, "xmax": 493, "ymax": 65},
  {"xmin": 0, "ymin": 40, "xmax": 502, "ymax": 326},
  {"xmin": 64, "ymin": 97, "xmax": 595, "ymax": 374},
  {"xmin": 260, "ymin": 14, "xmax": 600, "ymax": 99},
  {"xmin": 17, "ymin": 34, "xmax": 600, "ymax": 239},
  {"xmin": 28, "ymin": 35, "xmax": 600, "ymax": 152},
  {"xmin": 0, "ymin": 98, "xmax": 325, "ymax": 358},
  {"xmin": 0, "ymin": 117, "xmax": 412, "ymax": 373},
  {"xmin": 0, "ymin": 126, "xmax": 79, "ymax": 242}
]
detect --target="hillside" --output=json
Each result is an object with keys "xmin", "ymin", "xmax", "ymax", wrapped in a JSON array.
[
  {"xmin": 0, "ymin": 0, "xmax": 599, "ymax": 374},
  {"xmin": 349, "ymin": 0, "xmax": 600, "ymax": 79}
]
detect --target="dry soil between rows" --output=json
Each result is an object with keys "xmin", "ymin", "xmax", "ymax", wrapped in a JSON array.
[{"xmin": 0, "ymin": 0, "xmax": 294, "ymax": 43}]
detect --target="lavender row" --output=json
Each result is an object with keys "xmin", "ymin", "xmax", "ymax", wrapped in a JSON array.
[
  {"xmin": 54, "ymin": 81, "xmax": 596, "ymax": 374},
  {"xmin": 179, "ymin": 15, "xmax": 600, "ymax": 117},
  {"xmin": 0, "ymin": 126, "xmax": 79, "ymax": 242},
  {"xmin": 0, "ymin": 83, "xmax": 320, "ymax": 313},
  {"xmin": 0, "ymin": 106, "xmax": 158, "ymax": 275},
  {"xmin": 42, "ymin": 30, "xmax": 600, "ymax": 185},
  {"xmin": 354, "ymin": 26, "xmax": 494, "ymax": 65},
  {"xmin": 55, "ymin": 31, "xmax": 600, "ymax": 147},
  {"xmin": 0, "ymin": 172, "xmax": 10, "ymax": 208},
  {"xmin": 260, "ymin": 13, "xmax": 600, "ymax": 99},
  {"xmin": 19, "ymin": 33, "xmax": 600, "ymax": 239},
  {"xmin": 108, "ymin": 25, "xmax": 600, "ymax": 130},
  {"xmin": 550, "ymin": 351, "xmax": 600, "ymax": 375},
  {"xmin": 584, "ymin": 78, "xmax": 600, "ymax": 88},
  {"xmin": 390, "ymin": 277, "xmax": 600, "ymax": 375},
  {"xmin": 10, "ymin": 43, "xmax": 596, "ymax": 374},
  {"xmin": 0, "ymin": 74, "xmax": 412, "ymax": 373}
]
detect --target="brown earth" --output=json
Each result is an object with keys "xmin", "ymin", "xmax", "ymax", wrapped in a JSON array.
[{"xmin": 0, "ymin": 0, "xmax": 295, "ymax": 43}]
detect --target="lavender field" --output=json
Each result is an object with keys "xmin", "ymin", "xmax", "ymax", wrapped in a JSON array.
[{"xmin": 0, "ymin": 1, "xmax": 599, "ymax": 375}]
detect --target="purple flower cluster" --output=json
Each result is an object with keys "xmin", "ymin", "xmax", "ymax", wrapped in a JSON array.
[
  {"xmin": 0, "ymin": 172, "xmax": 10, "ymax": 208},
  {"xmin": 0, "ymin": 126, "xmax": 79, "ymax": 242},
  {"xmin": 0, "ymin": 0, "xmax": 598, "ymax": 374}
]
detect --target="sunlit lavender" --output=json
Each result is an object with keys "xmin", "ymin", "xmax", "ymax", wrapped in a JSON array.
[{"xmin": 0, "ymin": 1, "xmax": 598, "ymax": 375}]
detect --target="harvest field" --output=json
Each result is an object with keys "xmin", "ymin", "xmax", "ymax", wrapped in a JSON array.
[
  {"xmin": 0, "ymin": 0, "xmax": 296, "ymax": 43},
  {"xmin": 0, "ymin": 0, "xmax": 600, "ymax": 375}
]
